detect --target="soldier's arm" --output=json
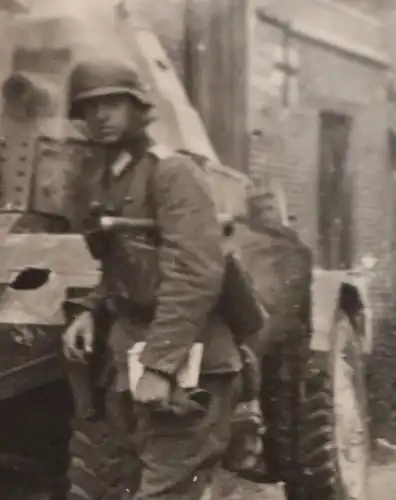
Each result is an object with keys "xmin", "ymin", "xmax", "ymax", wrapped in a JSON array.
[{"xmin": 139, "ymin": 154, "xmax": 225, "ymax": 376}]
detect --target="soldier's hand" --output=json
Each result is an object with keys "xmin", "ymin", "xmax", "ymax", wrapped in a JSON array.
[
  {"xmin": 134, "ymin": 369, "xmax": 171, "ymax": 409},
  {"xmin": 62, "ymin": 311, "xmax": 95, "ymax": 363}
]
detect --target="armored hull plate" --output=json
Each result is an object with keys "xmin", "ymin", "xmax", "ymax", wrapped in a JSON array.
[{"xmin": 0, "ymin": 232, "xmax": 99, "ymax": 399}]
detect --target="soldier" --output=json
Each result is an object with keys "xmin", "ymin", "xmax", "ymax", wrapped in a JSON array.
[{"xmin": 62, "ymin": 58, "xmax": 244, "ymax": 500}]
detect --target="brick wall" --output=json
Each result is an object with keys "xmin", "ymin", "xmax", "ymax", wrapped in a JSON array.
[
  {"xmin": 249, "ymin": 0, "xmax": 393, "ymax": 322},
  {"xmin": 136, "ymin": 0, "xmax": 394, "ymax": 324},
  {"xmin": 138, "ymin": 0, "xmax": 394, "ymax": 319},
  {"xmin": 249, "ymin": 0, "xmax": 396, "ymax": 435}
]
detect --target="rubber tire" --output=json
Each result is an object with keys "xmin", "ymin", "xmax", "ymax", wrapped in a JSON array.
[
  {"xmin": 259, "ymin": 320, "xmax": 307, "ymax": 492},
  {"xmin": 284, "ymin": 312, "xmax": 369, "ymax": 500}
]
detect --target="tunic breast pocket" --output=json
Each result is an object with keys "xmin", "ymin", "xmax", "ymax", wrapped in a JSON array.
[
  {"xmin": 113, "ymin": 230, "xmax": 160, "ymax": 307},
  {"xmin": 118, "ymin": 194, "xmax": 158, "ymax": 244}
]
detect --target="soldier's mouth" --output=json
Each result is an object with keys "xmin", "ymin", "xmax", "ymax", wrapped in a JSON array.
[
  {"xmin": 98, "ymin": 128, "xmax": 117, "ymax": 136},
  {"xmin": 95, "ymin": 129, "xmax": 121, "ymax": 142}
]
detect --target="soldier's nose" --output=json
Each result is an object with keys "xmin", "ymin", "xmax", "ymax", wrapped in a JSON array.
[{"xmin": 95, "ymin": 103, "xmax": 111, "ymax": 121}]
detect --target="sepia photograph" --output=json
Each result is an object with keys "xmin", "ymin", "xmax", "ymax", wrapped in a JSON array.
[{"xmin": 0, "ymin": 0, "xmax": 395, "ymax": 499}]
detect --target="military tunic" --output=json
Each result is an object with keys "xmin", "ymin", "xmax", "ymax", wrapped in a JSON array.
[
  {"xmin": 67, "ymin": 142, "xmax": 242, "ymax": 500},
  {"xmin": 69, "ymin": 143, "xmax": 242, "ymax": 391}
]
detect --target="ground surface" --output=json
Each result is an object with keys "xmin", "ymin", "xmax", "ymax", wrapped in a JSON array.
[
  {"xmin": 1, "ymin": 381, "xmax": 395, "ymax": 499},
  {"xmin": 217, "ymin": 459, "xmax": 396, "ymax": 499},
  {"xmin": 0, "ymin": 460, "xmax": 395, "ymax": 499}
]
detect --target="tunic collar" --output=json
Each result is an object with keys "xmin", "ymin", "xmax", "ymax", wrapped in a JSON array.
[
  {"xmin": 110, "ymin": 150, "xmax": 133, "ymax": 177},
  {"xmin": 108, "ymin": 134, "xmax": 152, "ymax": 178}
]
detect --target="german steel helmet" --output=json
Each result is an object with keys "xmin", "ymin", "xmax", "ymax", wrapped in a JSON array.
[{"xmin": 68, "ymin": 58, "xmax": 152, "ymax": 118}]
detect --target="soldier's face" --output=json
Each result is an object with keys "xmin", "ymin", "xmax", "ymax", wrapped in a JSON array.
[{"xmin": 81, "ymin": 94, "xmax": 146, "ymax": 144}]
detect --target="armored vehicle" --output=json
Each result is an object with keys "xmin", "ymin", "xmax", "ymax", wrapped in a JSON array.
[{"xmin": 0, "ymin": 7, "xmax": 370, "ymax": 500}]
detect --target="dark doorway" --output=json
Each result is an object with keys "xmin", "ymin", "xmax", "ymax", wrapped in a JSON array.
[{"xmin": 317, "ymin": 111, "xmax": 353, "ymax": 269}]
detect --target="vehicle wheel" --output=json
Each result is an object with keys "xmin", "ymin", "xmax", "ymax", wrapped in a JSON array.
[
  {"xmin": 67, "ymin": 388, "xmax": 140, "ymax": 500},
  {"xmin": 285, "ymin": 310, "xmax": 369, "ymax": 500},
  {"xmin": 261, "ymin": 321, "xmax": 307, "ymax": 491}
]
